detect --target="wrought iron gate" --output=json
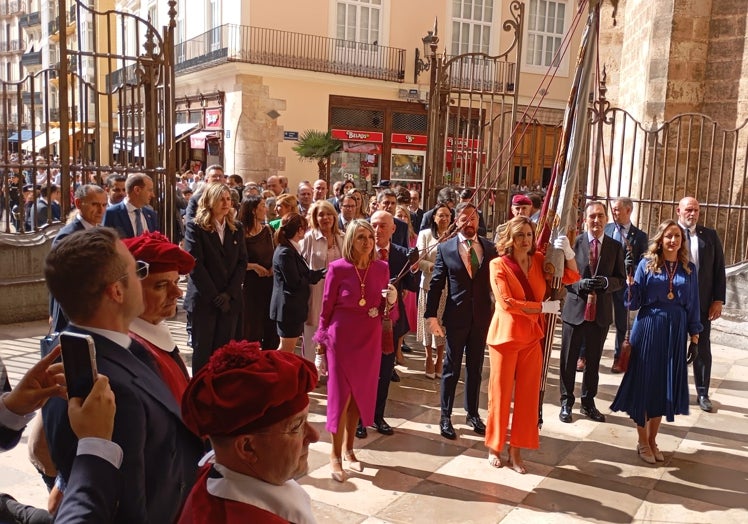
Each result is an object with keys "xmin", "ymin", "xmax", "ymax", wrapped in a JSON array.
[
  {"xmin": 1, "ymin": 0, "xmax": 177, "ymax": 238},
  {"xmin": 424, "ymin": 0, "xmax": 523, "ymax": 229}
]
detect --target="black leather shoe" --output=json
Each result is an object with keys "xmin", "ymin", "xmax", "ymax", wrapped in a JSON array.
[
  {"xmin": 373, "ymin": 419, "xmax": 394, "ymax": 435},
  {"xmin": 559, "ymin": 405, "xmax": 572, "ymax": 423},
  {"xmin": 355, "ymin": 423, "xmax": 368, "ymax": 439},
  {"xmin": 401, "ymin": 343, "xmax": 413, "ymax": 353},
  {"xmin": 466, "ymin": 415, "xmax": 486, "ymax": 435},
  {"xmin": 698, "ymin": 395, "xmax": 713, "ymax": 412},
  {"xmin": 580, "ymin": 405, "xmax": 606, "ymax": 422},
  {"xmin": 439, "ymin": 417, "xmax": 456, "ymax": 440},
  {"xmin": 390, "ymin": 370, "xmax": 401, "ymax": 382}
]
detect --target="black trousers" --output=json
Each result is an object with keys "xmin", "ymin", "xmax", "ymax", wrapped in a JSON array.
[
  {"xmin": 440, "ymin": 323, "xmax": 487, "ymax": 419},
  {"xmin": 559, "ymin": 320, "xmax": 607, "ymax": 407},
  {"xmin": 693, "ymin": 312, "xmax": 713, "ymax": 397},
  {"xmin": 611, "ymin": 288, "xmax": 629, "ymax": 358},
  {"xmin": 374, "ymin": 350, "xmax": 397, "ymax": 423}
]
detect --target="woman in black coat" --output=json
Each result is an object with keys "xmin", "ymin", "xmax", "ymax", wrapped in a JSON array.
[
  {"xmin": 270, "ymin": 212, "xmax": 325, "ymax": 353},
  {"xmin": 184, "ymin": 183, "xmax": 247, "ymax": 372}
]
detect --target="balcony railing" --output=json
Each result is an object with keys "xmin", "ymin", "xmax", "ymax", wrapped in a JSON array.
[
  {"xmin": 444, "ymin": 54, "xmax": 517, "ymax": 94},
  {"xmin": 48, "ymin": 18, "xmax": 59, "ymax": 36},
  {"xmin": 0, "ymin": 39, "xmax": 23, "ymax": 53},
  {"xmin": 19, "ymin": 10, "xmax": 39, "ymax": 27},
  {"xmin": 20, "ymin": 49, "xmax": 42, "ymax": 66},
  {"xmin": 175, "ymin": 24, "xmax": 406, "ymax": 83}
]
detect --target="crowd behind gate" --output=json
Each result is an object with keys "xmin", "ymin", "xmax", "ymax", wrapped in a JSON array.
[{"xmin": 0, "ymin": 165, "xmax": 726, "ymax": 522}]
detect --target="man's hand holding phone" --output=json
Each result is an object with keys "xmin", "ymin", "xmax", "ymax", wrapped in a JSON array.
[{"xmin": 68, "ymin": 375, "xmax": 116, "ymax": 441}]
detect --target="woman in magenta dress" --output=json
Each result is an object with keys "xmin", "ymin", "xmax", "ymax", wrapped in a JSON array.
[{"xmin": 315, "ymin": 219, "xmax": 397, "ymax": 482}]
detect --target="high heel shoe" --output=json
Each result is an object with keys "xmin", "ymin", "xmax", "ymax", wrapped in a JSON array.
[
  {"xmin": 506, "ymin": 446, "xmax": 527, "ymax": 474},
  {"xmin": 344, "ymin": 451, "xmax": 364, "ymax": 472},
  {"xmin": 330, "ymin": 457, "xmax": 347, "ymax": 482},
  {"xmin": 650, "ymin": 444, "xmax": 665, "ymax": 462},
  {"xmin": 637, "ymin": 443, "xmax": 656, "ymax": 464}
]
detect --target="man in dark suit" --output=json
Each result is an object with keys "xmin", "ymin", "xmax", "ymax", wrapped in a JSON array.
[
  {"xmin": 338, "ymin": 194, "xmax": 357, "ymax": 231},
  {"xmin": 184, "ymin": 165, "xmax": 225, "ymax": 224},
  {"xmin": 459, "ymin": 188, "xmax": 487, "ymax": 236},
  {"xmin": 408, "ymin": 189, "xmax": 425, "ymax": 233},
  {"xmin": 604, "ymin": 196, "xmax": 649, "ymax": 373},
  {"xmin": 559, "ymin": 201, "xmax": 626, "ymax": 424},
  {"xmin": 357, "ymin": 211, "xmax": 419, "ymax": 437},
  {"xmin": 376, "ymin": 189, "xmax": 410, "ymax": 248},
  {"xmin": 425, "ymin": 202, "xmax": 497, "ymax": 440},
  {"xmin": 43, "ymin": 227, "xmax": 203, "ymax": 524},
  {"xmin": 49, "ymin": 184, "xmax": 108, "ymax": 333},
  {"xmin": 102, "ymin": 173, "xmax": 159, "ymax": 238},
  {"xmin": 29, "ymin": 183, "xmax": 62, "ymax": 227},
  {"xmin": 677, "ymin": 196, "xmax": 726, "ymax": 412}
]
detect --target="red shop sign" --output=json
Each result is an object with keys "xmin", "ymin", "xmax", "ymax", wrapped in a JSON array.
[
  {"xmin": 331, "ymin": 129, "xmax": 384, "ymax": 142},
  {"xmin": 391, "ymin": 133, "xmax": 427, "ymax": 146},
  {"xmin": 446, "ymin": 137, "xmax": 481, "ymax": 150}
]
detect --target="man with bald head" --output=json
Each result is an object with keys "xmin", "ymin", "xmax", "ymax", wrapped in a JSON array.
[
  {"xmin": 312, "ymin": 179, "xmax": 328, "ymax": 202},
  {"xmin": 266, "ymin": 176, "xmax": 283, "ymax": 197},
  {"xmin": 356, "ymin": 211, "xmax": 419, "ymax": 438},
  {"xmin": 184, "ymin": 165, "xmax": 225, "ymax": 224},
  {"xmin": 676, "ymin": 196, "xmax": 726, "ymax": 412}
]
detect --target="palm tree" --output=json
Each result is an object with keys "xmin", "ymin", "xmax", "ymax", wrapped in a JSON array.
[{"xmin": 292, "ymin": 130, "xmax": 342, "ymax": 179}]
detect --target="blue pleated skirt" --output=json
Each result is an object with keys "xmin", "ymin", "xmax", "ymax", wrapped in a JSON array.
[{"xmin": 610, "ymin": 303, "xmax": 690, "ymax": 427}]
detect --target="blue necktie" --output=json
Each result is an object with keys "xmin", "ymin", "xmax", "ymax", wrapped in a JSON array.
[{"xmin": 134, "ymin": 208, "xmax": 143, "ymax": 236}]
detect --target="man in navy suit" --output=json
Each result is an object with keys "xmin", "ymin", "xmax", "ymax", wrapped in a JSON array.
[
  {"xmin": 29, "ymin": 183, "xmax": 61, "ymax": 227},
  {"xmin": 420, "ymin": 186, "xmax": 457, "ymax": 231},
  {"xmin": 338, "ymin": 194, "xmax": 357, "ymax": 231},
  {"xmin": 376, "ymin": 189, "xmax": 410, "ymax": 248},
  {"xmin": 559, "ymin": 201, "xmax": 626, "ymax": 424},
  {"xmin": 49, "ymin": 184, "xmax": 108, "ymax": 333},
  {"xmin": 604, "ymin": 197, "xmax": 649, "ymax": 373},
  {"xmin": 103, "ymin": 173, "xmax": 159, "ymax": 238},
  {"xmin": 425, "ymin": 202, "xmax": 497, "ymax": 440},
  {"xmin": 677, "ymin": 196, "xmax": 726, "ymax": 412},
  {"xmin": 357, "ymin": 211, "xmax": 419, "ymax": 437},
  {"xmin": 43, "ymin": 227, "xmax": 203, "ymax": 523}
]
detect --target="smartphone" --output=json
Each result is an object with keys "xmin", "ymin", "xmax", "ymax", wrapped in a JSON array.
[{"xmin": 60, "ymin": 332, "xmax": 98, "ymax": 399}]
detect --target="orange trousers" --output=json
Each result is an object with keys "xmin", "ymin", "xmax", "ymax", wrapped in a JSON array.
[{"xmin": 485, "ymin": 342, "xmax": 542, "ymax": 453}]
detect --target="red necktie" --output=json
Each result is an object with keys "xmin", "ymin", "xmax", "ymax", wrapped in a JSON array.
[{"xmin": 379, "ymin": 248, "xmax": 388, "ymax": 261}]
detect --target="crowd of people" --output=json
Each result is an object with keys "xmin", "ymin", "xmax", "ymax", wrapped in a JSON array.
[{"xmin": 0, "ymin": 162, "xmax": 727, "ymax": 521}]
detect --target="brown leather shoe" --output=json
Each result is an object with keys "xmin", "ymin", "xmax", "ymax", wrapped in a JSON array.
[
  {"xmin": 611, "ymin": 357, "xmax": 623, "ymax": 374},
  {"xmin": 576, "ymin": 357, "xmax": 586, "ymax": 372}
]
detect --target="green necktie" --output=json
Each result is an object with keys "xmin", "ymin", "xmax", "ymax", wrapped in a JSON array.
[{"xmin": 467, "ymin": 239, "xmax": 479, "ymax": 277}]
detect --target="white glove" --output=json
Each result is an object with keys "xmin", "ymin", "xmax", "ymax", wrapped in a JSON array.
[
  {"xmin": 427, "ymin": 317, "xmax": 445, "ymax": 338},
  {"xmin": 541, "ymin": 299, "xmax": 561, "ymax": 315},
  {"xmin": 554, "ymin": 235, "xmax": 575, "ymax": 260},
  {"xmin": 314, "ymin": 352, "xmax": 328, "ymax": 376},
  {"xmin": 382, "ymin": 284, "xmax": 398, "ymax": 306}
]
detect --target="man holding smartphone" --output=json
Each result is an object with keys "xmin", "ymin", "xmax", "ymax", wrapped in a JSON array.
[{"xmin": 43, "ymin": 227, "xmax": 203, "ymax": 524}]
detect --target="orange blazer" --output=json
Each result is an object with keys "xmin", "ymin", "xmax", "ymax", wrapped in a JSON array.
[{"xmin": 486, "ymin": 251, "xmax": 579, "ymax": 350}]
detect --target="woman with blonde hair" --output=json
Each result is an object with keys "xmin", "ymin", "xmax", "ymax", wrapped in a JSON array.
[
  {"xmin": 611, "ymin": 219, "xmax": 702, "ymax": 464},
  {"xmin": 315, "ymin": 219, "xmax": 397, "ymax": 482},
  {"xmin": 268, "ymin": 193, "xmax": 298, "ymax": 230},
  {"xmin": 300, "ymin": 200, "xmax": 344, "ymax": 367},
  {"xmin": 184, "ymin": 183, "xmax": 247, "ymax": 372},
  {"xmin": 485, "ymin": 216, "xmax": 578, "ymax": 473}
]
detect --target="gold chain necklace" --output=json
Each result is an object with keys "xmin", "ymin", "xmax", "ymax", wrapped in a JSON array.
[
  {"xmin": 664, "ymin": 260, "xmax": 678, "ymax": 300},
  {"xmin": 354, "ymin": 262, "xmax": 371, "ymax": 307}
]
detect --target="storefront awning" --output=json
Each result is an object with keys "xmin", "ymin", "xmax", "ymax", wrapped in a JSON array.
[
  {"xmin": 127, "ymin": 123, "xmax": 200, "ymax": 157},
  {"xmin": 7, "ymin": 130, "xmax": 43, "ymax": 143},
  {"xmin": 20, "ymin": 127, "xmax": 94, "ymax": 152},
  {"xmin": 189, "ymin": 131, "xmax": 219, "ymax": 149}
]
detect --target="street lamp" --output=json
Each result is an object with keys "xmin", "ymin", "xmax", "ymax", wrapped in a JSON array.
[{"xmin": 414, "ymin": 29, "xmax": 439, "ymax": 83}]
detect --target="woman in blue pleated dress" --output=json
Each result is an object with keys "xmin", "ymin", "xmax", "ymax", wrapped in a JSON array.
[{"xmin": 611, "ymin": 219, "xmax": 702, "ymax": 464}]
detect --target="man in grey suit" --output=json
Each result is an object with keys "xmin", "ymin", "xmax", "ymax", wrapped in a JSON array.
[
  {"xmin": 559, "ymin": 201, "xmax": 626, "ymax": 424},
  {"xmin": 677, "ymin": 196, "xmax": 726, "ymax": 412},
  {"xmin": 604, "ymin": 197, "xmax": 649, "ymax": 373}
]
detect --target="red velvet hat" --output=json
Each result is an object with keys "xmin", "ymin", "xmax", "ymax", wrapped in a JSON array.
[
  {"xmin": 511, "ymin": 194, "xmax": 532, "ymax": 206},
  {"xmin": 182, "ymin": 341, "xmax": 318, "ymax": 437},
  {"xmin": 122, "ymin": 231, "xmax": 195, "ymax": 275}
]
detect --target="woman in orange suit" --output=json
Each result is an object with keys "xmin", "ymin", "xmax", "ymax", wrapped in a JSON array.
[{"xmin": 486, "ymin": 216, "xmax": 579, "ymax": 473}]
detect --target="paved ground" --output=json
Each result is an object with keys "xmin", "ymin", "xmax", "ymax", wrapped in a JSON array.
[{"xmin": 1, "ymin": 314, "xmax": 747, "ymax": 523}]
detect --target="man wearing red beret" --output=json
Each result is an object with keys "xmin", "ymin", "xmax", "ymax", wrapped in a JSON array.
[
  {"xmin": 123, "ymin": 231, "xmax": 195, "ymax": 402},
  {"xmin": 178, "ymin": 341, "xmax": 319, "ymax": 524},
  {"xmin": 494, "ymin": 194, "xmax": 534, "ymax": 243}
]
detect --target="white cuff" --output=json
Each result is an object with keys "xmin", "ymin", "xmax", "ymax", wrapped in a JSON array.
[
  {"xmin": 0, "ymin": 392, "xmax": 36, "ymax": 431},
  {"xmin": 77, "ymin": 437, "xmax": 123, "ymax": 469}
]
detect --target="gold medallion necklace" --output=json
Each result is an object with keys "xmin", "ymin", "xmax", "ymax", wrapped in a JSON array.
[
  {"xmin": 354, "ymin": 262, "xmax": 371, "ymax": 307},
  {"xmin": 664, "ymin": 260, "xmax": 678, "ymax": 300}
]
